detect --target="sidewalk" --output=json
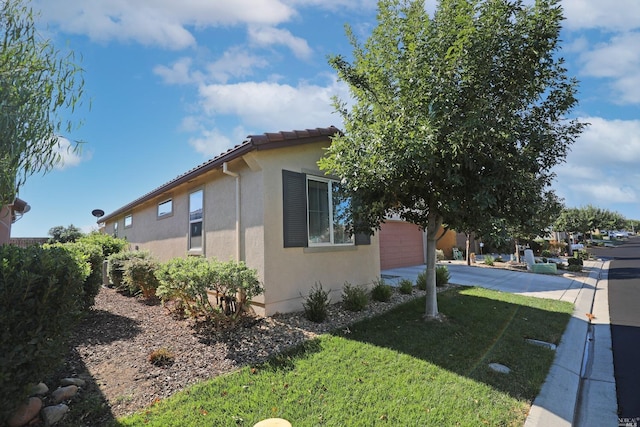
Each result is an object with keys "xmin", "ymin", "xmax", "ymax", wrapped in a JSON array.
[{"xmin": 381, "ymin": 260, "xmax": 618, "ymax": 426}]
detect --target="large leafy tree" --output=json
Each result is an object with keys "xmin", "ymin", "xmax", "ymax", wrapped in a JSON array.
[
  {"xmin": 0, "ymin": 0, "xmax": 85, "ymax": 207},
  {"xmin": 320, "ymin": 0, "xmax": 585, "ymax": 319}
]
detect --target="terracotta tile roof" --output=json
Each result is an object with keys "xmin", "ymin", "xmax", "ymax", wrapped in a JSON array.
[{"xmin": 99, "ymin": 126, "xmax": 341, "ymax": 223}]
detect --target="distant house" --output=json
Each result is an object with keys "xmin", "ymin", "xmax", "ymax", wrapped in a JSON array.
[{"xmin": 98, "ymin": 127, "xmax": 380, "ymax": 316}]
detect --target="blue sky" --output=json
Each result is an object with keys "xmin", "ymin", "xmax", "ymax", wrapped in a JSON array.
[{"xmin": 11, "ymin": 0, "xmax": 640, "ymax": 237}]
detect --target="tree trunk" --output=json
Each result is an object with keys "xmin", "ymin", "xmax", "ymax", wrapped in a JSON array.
[
  {"xmin": 465, "ymin": 234, "xmax": 471, "ymax": 266},
  {"xmin": 514, "ymin": 238, "xmax": 520, "ymax": 263},
  {"xmin": 424, "ymin": 212, "xmax": 443, "ymax": 320}
]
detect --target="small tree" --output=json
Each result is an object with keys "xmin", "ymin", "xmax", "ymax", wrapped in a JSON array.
[
  {"xmin": 48, "ymin": 224, "xmax": 85, "ymax": 243},
  {"xmin": 321, "ymin": 0, "xmax": 585, "ymax": 320}
]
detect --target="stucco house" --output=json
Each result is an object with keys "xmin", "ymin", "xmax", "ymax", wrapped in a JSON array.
[{"xmin": 98, "ymin": 127, "xmax": 380, "ymax": 316}]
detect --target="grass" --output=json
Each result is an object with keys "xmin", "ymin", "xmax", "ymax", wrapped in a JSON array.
[{"xmin": 117, "ymin": 287, "xmax": 573, "ymax": 427}]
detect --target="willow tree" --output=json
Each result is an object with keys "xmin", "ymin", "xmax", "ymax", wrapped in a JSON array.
[
  {"xmin": 0, "ymin": 0, "xmax": 85, "ymax": 207},
  {"xmin": 320, "ymin": 0, "xmax": 585, "ymax": 320}
]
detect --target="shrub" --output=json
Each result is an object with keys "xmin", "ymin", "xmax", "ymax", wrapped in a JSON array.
[
  {"xmin": 108, "ymin": 250, "xmax": 150, "ymax": 291},
  {"xmin": 302, "ymin": 282, "xmax": 331, "ymax": 323},
  {"xmin": 342, "ymin": 282, "xmax": 369, "ymax": 311},
  {"xmin": 155, "ymin": 257, "xmax": 218, "ymax": 318},
  {"xmin": 148, "ymin": 348, "xmax": 175, "ymax": 367},
  {"xmin": 78, "ymin": 232, "xmax": 128, "ymax": 258},
  {"xmin": 123, "ymin": 257, "xmax": 160, "ymax": 298},
  {"xmin": 436, "ymin": 265, "xmax": 450, "ymax": 287},
  {"xmin": 567, "ymin": 257, "xmax": 583, "ymax": 267},
  {"xmin": 398, "ymin": 279, "xmax": 413, "ymax": 294},
  {"xmin": 483, "ymin": 255, "xmax": 495, "ymax": 266},
  {"xmin": 416, "ymin": 271, "xmax": 427, "ymax": 290},
  {"xmin": 494, "ymin": 256, "xmax": 504, "ymax": 263},
  {"xmin": 0, "ymin": 245, "xmax": 88, "ymax": 422},
  {"xmin": 155, "ymin": 257, "xmax": 263, "ymax": 321},
  {"xmin": 567, "ymin": 264, "xmax": 582, "ymax": 272},
  {"xmin": 371, "ymin": 278, "xmax": 392, "ymax": 302}
]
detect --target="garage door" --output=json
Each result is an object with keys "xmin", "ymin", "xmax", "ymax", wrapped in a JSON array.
[{"xmin": 379, "ymin": 221, "xmax": 425, "ymax": 270}]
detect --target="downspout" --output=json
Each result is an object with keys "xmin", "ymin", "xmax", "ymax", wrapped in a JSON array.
[{"xmin": 222, "ymin": 162, "xmax": 240, "ymax": 261}]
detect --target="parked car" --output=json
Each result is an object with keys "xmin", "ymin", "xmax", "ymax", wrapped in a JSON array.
[{"xmin": 571, "ymin": 243, "xmax": 584, "ymax": 250}]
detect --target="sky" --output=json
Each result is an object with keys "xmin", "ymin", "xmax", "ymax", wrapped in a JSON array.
[{"xmin": 10, "ymin": 0, "xmax": 640, "ymax": 237}]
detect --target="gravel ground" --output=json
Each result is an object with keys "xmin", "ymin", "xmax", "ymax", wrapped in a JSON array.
[{"xmin": 59, "ymin": 284, "xmax": 440, "ymax": 421}]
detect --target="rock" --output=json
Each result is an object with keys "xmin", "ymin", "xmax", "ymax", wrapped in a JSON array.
[
  {"xmin": 41, "ymin": 404, "xmax": 69, "ymax": 426},
  {"xmin": 489, "ymin": 363, "xmax": 511, "ymax": 374},
  {"xmin": 51, "ymin": 385, "xmax": 78, "ymax": 404},
  {"xmin": 253, "ymin": 418, "xmax": 293, "ymax": 427},
  {"xmin": 7, "ymin": 397, "xmax": 43, "ymax": 427},
  {"xmin": 60, "ymin": 378, "xmax": 86, "ymax": 387},
  {"xmin": 31, "ymin": 382, "xmax": 49, "ymax": 396},
  {"xmin": 526, "ymin": 338, "xmax": 557, "ymax": 351}
]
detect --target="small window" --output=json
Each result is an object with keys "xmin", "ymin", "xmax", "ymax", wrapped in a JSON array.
[
  {"xmin": 158, "ymin": 199, "xmax": 173, "ymax": 218},
  {"xmin": 124, "ymin": 214, "xmax": 132, "ymax": 228},
  {"xmin": 189, "ymin": 190, "xmax": 203, "ymax": 250},
  {"xmin": 113, "ymin": 221, "xmax": 118, "ymax": 238}
]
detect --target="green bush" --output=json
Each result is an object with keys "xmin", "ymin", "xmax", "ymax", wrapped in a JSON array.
[
  {"xmin": 57, "ymin": 241, "xmax": 104, "ymax": 310},
  {"xmin": 483, "ymin": 255, "xmax": 495, "ymax": 266},
  {"xmin": 436, "ymin": 265, "xmax": 450, "ymax": 287},
  {"xmin": 302, "ymin": 282, "xmax": 331, "ymax": 323},
  {"xmin": 398, "ymin": 279, "xmax": 413, "ymax": 294},
  {"xmin": 567, "ymin": 257, "xmax": 583, "ymax": 267},
  {"xmin": 123, "ymin": 257, "xmax": 160, "ymax": 298},
  {"xmin": 155, "ymin": 257, "xmax": 263, "ymax": 321},
  {"xmin": 567, "ymin": 264, "xmax": 582, "ymax": 272},
  {"xmin": 0, "ymin": 245, "xmax": 88, "ymax": 422},
  {"xmin": 78, "ymin": 232, "xmax": 128, "ymax": 258},
  {"xmin": 107, "ymin": 250, "xmax": 150, "ymax": 291},
  {"xmin": 342, "ymin": 282, "xmax": 369, "ymax": 311},
  {"xmin": 370, "ymin": 278, "xmax": 392, "ymax": 302},
  {"xmin": 416, "ymin": 271, "xmax": 427, "ymax": 291}
]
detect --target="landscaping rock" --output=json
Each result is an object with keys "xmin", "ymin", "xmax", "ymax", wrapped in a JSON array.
[
  {"xmin": 51, "ymin": 385, "xmax": 78, "ymax": 404},
  {"xmin": 489, "ymin": 363, "xmax": 511, "ymax": 374},
  {"xmin": 41, "ymin": 404, "xmax": 69, "ymax": 426},
  {"xmin": 526, "ymin": 338, "xmax": 557, "ymax": 351},
  {"xmin": 6, "ymin": 397, "xmax": 42, "ymax": 427},
  {"xmin": 60, "ymin": 377, "xmax": 86, "ymax": 387},
  {"xmin": 31, "ymin": 382, "xmax": 49, "ymax": 396}
]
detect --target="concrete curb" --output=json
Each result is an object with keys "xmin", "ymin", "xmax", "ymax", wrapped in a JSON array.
[{"xmin": 525, "ymin": 260, "xmax": 617, "ymax": 427}]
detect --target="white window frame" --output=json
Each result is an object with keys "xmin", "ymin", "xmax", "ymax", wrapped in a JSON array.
[
  {"xmin": 306, "ymin": 176, "xmax": 354, "ymax": 247},
  {"xmin": 124, "ymin": 214, "xmax": 132, "ymax": 228}
]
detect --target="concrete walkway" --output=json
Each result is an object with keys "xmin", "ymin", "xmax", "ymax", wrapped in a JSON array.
[{"xmin": 381, "ymin": 260, "xmax": 617, "ymax": 427}]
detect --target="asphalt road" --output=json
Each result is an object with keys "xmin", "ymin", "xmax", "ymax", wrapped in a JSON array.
[{"xmin": 590, "ymin": 237, "xmax": 640, "ymax": 426}]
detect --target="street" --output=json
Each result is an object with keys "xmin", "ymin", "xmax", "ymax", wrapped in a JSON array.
[{"xmin": 590, "ymin": 237, "xmax": 640, "ymax": 426}]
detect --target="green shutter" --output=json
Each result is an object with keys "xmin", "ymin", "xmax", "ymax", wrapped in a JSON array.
[{"xmin": 282, "ymin": 170, "xmax": 308, "ymax": 247}]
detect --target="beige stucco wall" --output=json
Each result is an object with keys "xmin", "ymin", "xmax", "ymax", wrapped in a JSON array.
[
  {"xmin": 102, "ymin": 141, "xmax": 380, "ymax": 316},
  {"xmin": 256, "ymin": 142, "xmax": 381, "ymax": 315}
]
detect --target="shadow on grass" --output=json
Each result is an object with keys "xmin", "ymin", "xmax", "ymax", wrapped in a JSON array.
[{"xmin": 329, "ymin": 287, "xmax": 572, "ymax": 401}]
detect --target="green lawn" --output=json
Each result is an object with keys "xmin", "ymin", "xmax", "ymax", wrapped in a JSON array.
[{"xmin": 118, "ymin": 287, "xmax": 573, "ymax": 427}]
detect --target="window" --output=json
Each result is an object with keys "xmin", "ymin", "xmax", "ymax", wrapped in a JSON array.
[
  {"xmin": 158, "ymin": 199, "xmax": 173, "ymax": 218},
  {"xmin": 124, "ymin": 214, "xmax": 132, "ymax": 228},
  {"xmin": 189, "ymin": 190, "xmax": 203, "ymax": 250},
  {"xmin": 282, "ymin": 170, "xmax": 370, "ymax": 248},
  {"xmin": 113, "ymin": 221, "xmax": 118, "ymax": 237},
  {"xmin": 307, "ymin": 176, "xmax": 353, "ymax": 246}
]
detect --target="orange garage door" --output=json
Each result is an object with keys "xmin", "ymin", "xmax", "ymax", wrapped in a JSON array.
[{"xmin": 379, "ymin": 221, "xmax": 425, "ymax": 270}]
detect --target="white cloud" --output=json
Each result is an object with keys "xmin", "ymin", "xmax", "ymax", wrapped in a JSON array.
[
  {"xmin": 578, "ymin": 32, "xmax": 640, "ymax": 104},
  {"xmin": 154, "ymin": 57, "xmax": 199, "ymax": 84},
  {"xmin": 188, "ymin": 128, "xmax": 234, "ymax": 157},
  {"xmin": 562, "ymin": 0, "xmax": 640, "ymax": 32},
  {"xmin": 553, "ymin": 116, "xmax": 640, "ymax": 208},
  {"xmin": 54, "ymin": 137, "xmax": 86, "ymax": 170},
  {"xmin": 205, "ymin": 47, "xmax": 270, "ymax": 83},
  {"xmin": 248, "ymin": 26, "xmax": 313, "ymax": 59},
  {"xmin": 35, "ymin": 0, "xmax": 295, "ymax": 49},
  {"xmin": 196, "ymin": 78, "xmax": 346, "ymax": 131}
]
